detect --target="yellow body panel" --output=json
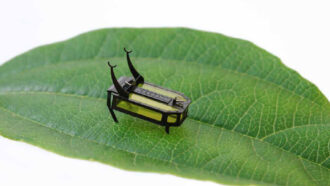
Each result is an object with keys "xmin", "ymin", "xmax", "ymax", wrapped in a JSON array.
[
  {"xmin": 167, "ymin": 114, "xmax": 183, "ymax": 123},
  {"xmin": 116, "ymin": 100, "xmax": 163, "ymax": 121}
]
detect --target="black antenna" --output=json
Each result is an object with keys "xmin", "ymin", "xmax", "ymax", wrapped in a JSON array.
[
  {"xmin": 108, "ymin": 61, "xmax": 129, "ymax": 98},
  {"xmin": 124, "ymin": 48, "xmax": 144, "ymax": 84}
]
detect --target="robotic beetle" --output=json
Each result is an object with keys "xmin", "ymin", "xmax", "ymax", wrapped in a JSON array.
[{"xmin": 107, "ymin": 48, "xmax": 191, "ymax": 134}]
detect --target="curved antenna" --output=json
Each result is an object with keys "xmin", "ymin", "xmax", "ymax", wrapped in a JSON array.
[
  {"xmin": 108, "ymin": 61, "xmax": 129, "ymax": 98},
  {"xmin": 124, "ymin": 48, "xmax": 144, "ymax": 84}
]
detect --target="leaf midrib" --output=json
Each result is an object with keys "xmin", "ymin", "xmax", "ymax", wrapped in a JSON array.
[{"xmin": 0, "ymin": 90, "xmax": 327, "ymax": 170}]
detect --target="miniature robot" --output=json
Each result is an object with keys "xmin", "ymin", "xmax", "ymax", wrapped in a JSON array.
[{"xmin": 107, "ymin": 48, "xmax": 191, "ymax": 134}]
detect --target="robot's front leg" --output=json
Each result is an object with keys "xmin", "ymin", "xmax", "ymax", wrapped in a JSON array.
[{"xmin": 107, "ymin": 93, "xmax": 118, "ymax": 123}]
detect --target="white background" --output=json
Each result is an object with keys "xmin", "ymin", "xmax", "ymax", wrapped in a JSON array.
[{"xmin": 0, "ymin": 0, "xmax": 329, "ymax": 186}]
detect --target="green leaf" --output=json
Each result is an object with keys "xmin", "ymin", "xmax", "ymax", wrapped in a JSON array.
[{"xmin": 0, "ymin": 28, "xmax": 329, "ymax": 186}]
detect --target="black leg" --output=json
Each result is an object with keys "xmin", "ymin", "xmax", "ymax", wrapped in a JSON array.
[
  {"xmin": 109, "ymin": 107, "xmax": 118, "ymax": 123},
  {"xmin": 165, "ymin": 125, "xmax": 170, "ymax": 134},
  {"xmin": 107, "ymin": 94, "xmax": 118, "ymax": 123},
  {"xmin": 162, "ymin": 114, "xmax": 170, "ymax": 134}
]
